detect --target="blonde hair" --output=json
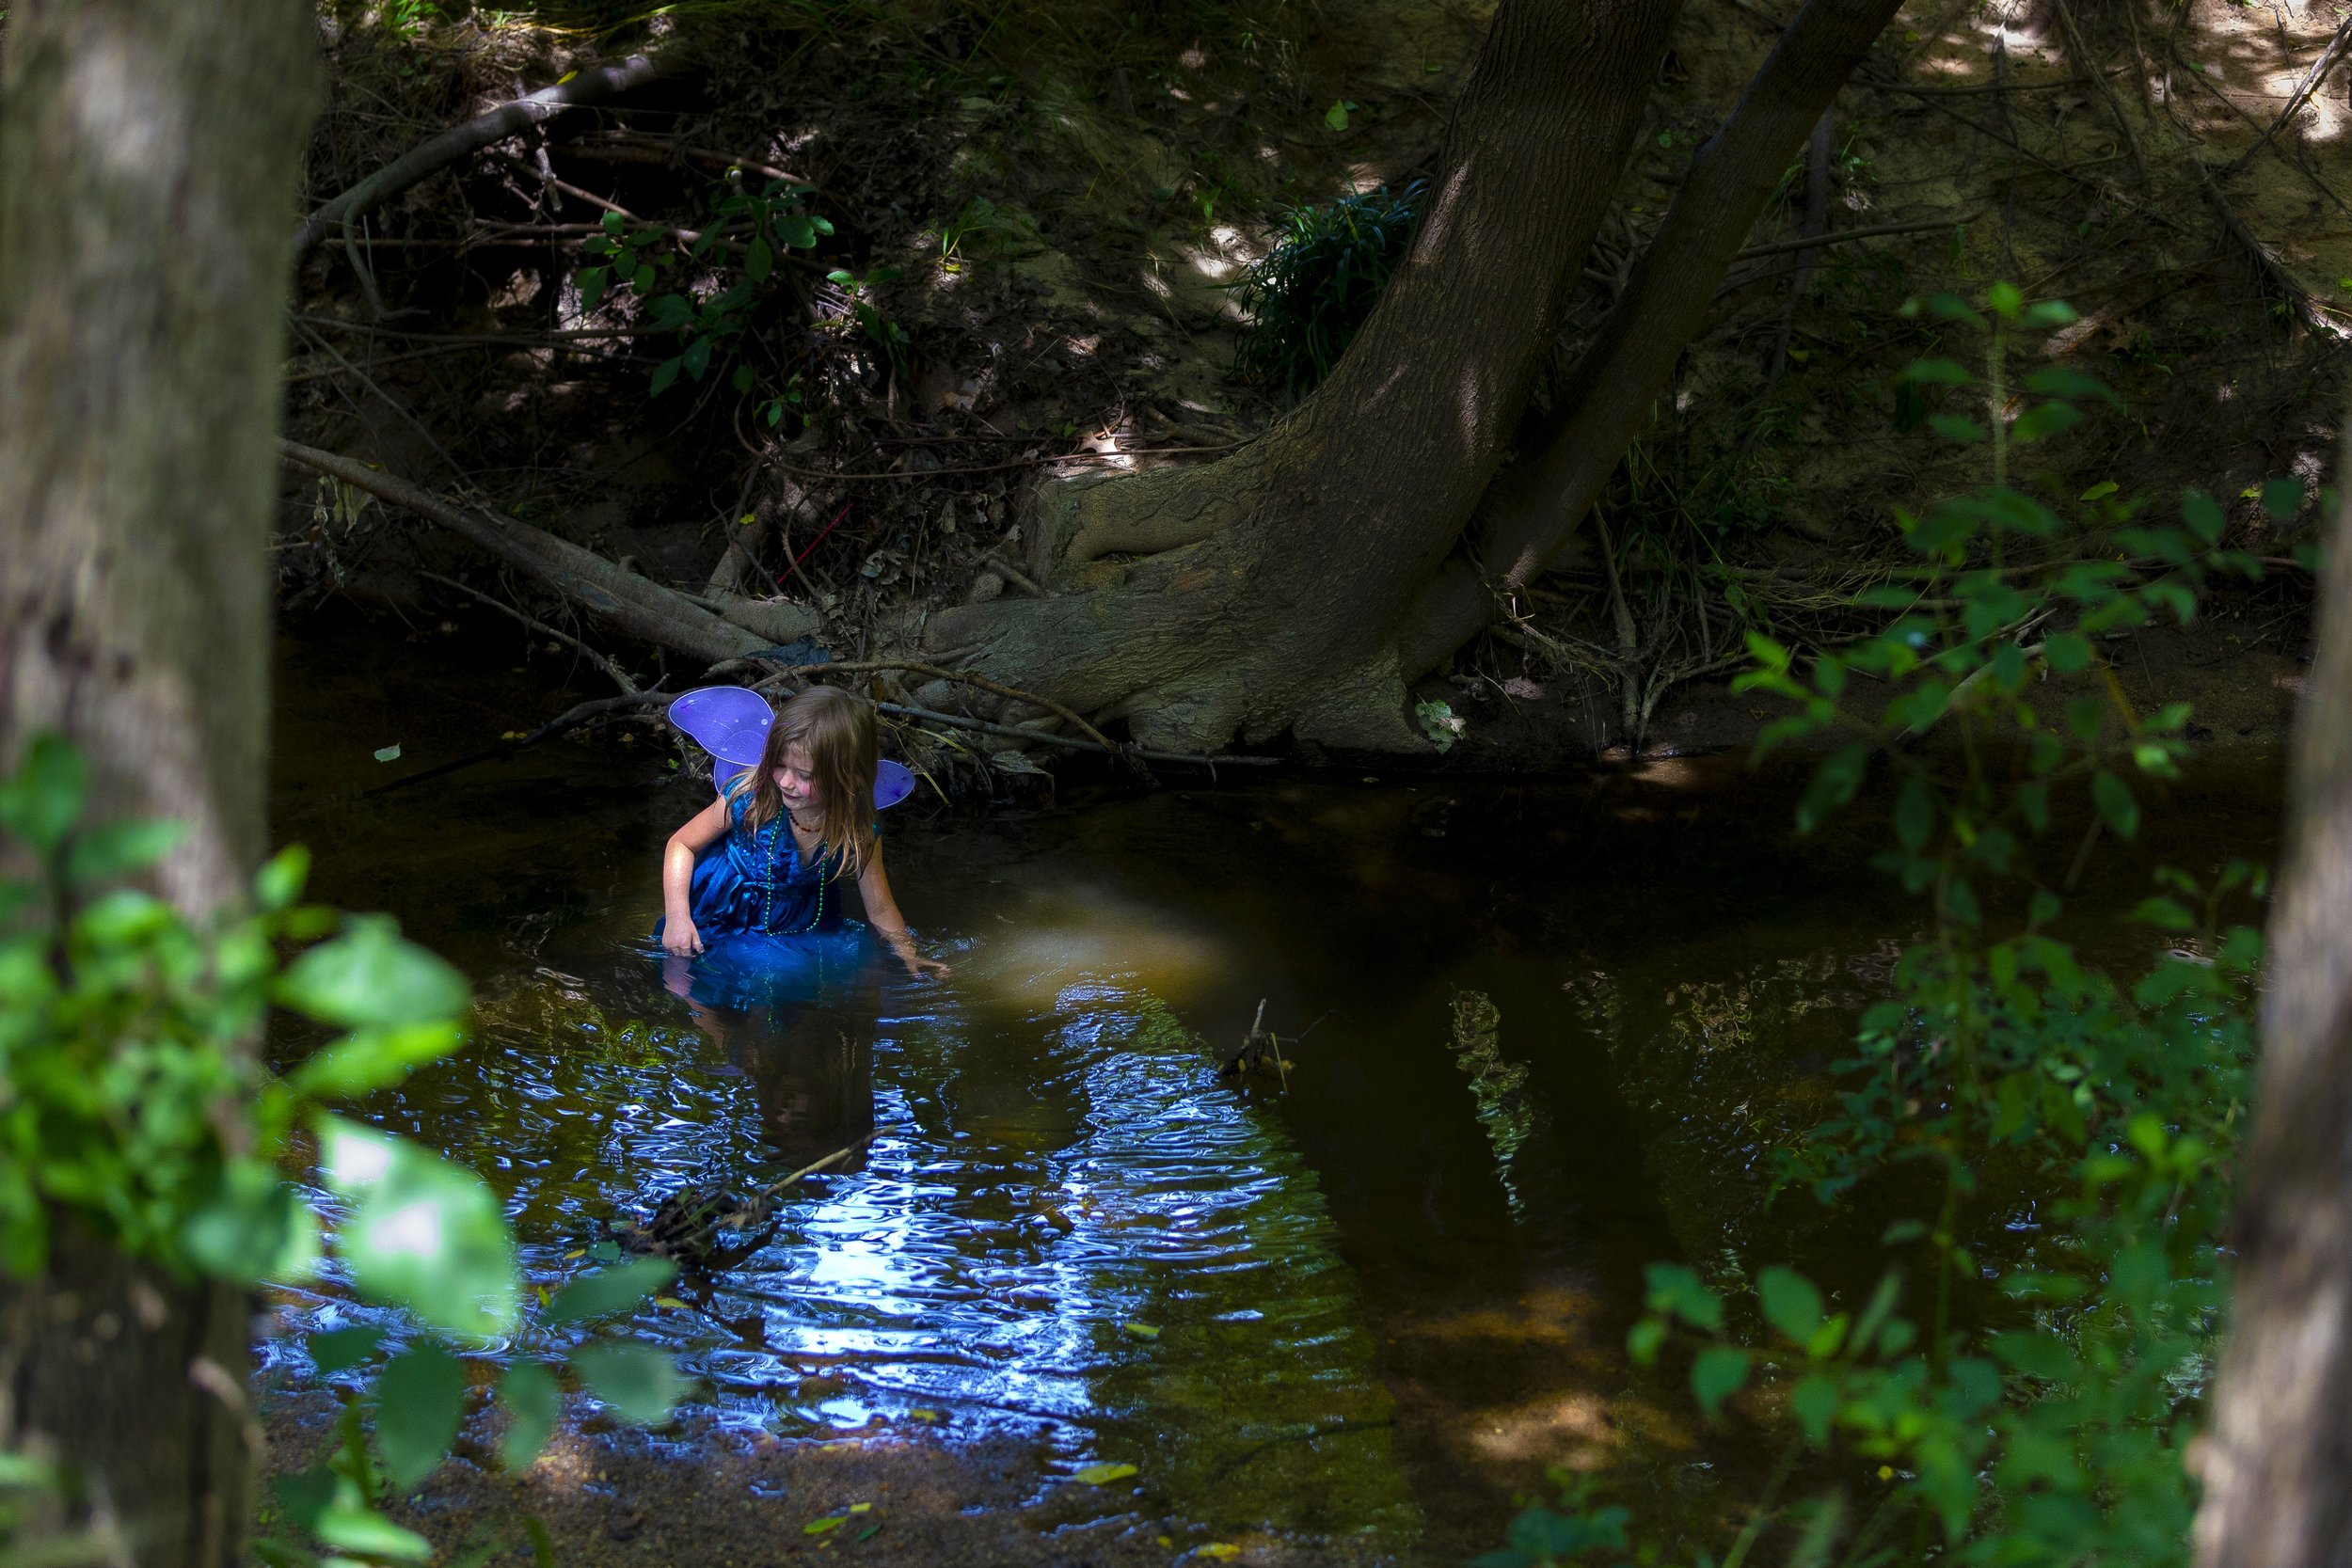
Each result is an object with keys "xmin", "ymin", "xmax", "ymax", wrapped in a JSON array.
[{"xmin": 726, "ymin": 686, "xmax": 880, "ymax": 879}]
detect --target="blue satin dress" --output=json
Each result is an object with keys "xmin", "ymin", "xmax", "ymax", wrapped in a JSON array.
[{"xmin": 654, "ymin": 787, "xmax": 872, "ymax": 1009}]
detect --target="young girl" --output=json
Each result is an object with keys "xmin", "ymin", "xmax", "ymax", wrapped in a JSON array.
[{"xmin": 659, "ymin": 686, "xmax": 947, "ymax": 978}]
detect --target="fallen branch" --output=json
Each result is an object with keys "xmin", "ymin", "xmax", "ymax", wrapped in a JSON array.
[
  {"xmin": 278, "ymin": 440, "xmax": 772, "ymax": 665},
  {"xmin": 878, "ymin": 701, "xmax": 1278, "ymax": 768},
  {"xmin": 1731, "ymin": 213, "xmax": 1978, "ymax": 260},
  {"xmin": 2194, "ymin": 163, "xmax": 2345, "ymax": 337},
  {"xmin": 2049, "ymin": 0, "xmax": 2148, "ymax": 190},
  {"xmin": 294, "ymin": 55, "xmax": 669, "ymax": 256},
  {"xmin": 725, "ymin": 657, "xmax": 1123, "ymax": 756},
  {"xmin": 364, "ymin": 689, "xmax": 666, "ymax": 798},
  {"xmin": 2228, "ymin": 10, "xmax": 2352, "ymax": 173}
]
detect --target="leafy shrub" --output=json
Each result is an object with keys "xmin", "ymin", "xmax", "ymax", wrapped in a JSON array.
[
  {"xmin": 0, "ymin": 736, "xmax": 682, "ymax": 1566},
  {"xmin": 1484, "ymin": 282, "xmax": 2296, "ymax": 1568},
  {"xmin": 1230, "ymin": 182, "xmax": 1422, "ymax": 400}
]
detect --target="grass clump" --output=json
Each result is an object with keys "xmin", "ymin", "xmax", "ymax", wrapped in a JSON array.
[{"xmin": 1230, "ymin": 182, "xmax": 1422, "ymax": 400}]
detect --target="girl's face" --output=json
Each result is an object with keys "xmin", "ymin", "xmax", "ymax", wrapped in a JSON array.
[{"xmin": 771, "ymin": 744, "xmax": 822, "ymax": 814}]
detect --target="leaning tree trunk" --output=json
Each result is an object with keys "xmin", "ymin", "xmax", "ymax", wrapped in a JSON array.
[
  {"xmin": 926, "ymin": 0, "xmax": 1685, "ymax": 752},
  {"xmin": 2193, "ymin": 446, "xmax": 2352, "ymax": 1567},
  {"xmin": 0, "ymin": 1, "xmax": 319, "ymax": 1564},
  {"xmin": 929, "ymin": 0, "xmax": 1909, "ymax": 752}
]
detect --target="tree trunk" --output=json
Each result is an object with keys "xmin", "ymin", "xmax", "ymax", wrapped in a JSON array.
[
  {"xmin": 2193, "ymin": 440, "xmax": 2352, "ymax": 1568},
  {"xmin": 927, "ymin": 0, "xmax": 1685, "ymax": 752},
  {"xmin": 929, "ymin": 0, "xmax": 1906, "ymax": 753},
  {"xmin": 0, "ymin": 0, "xmax": 320, "ymax": 1561},
  {"xmin": 1399, "ymin": 0, "xmax": 1906, "ymax": 677}
]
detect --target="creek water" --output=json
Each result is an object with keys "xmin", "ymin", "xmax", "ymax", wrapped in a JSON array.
[{"xmin": 261, "ymin": 624, "xmax": 2284, "ymax": 1560}]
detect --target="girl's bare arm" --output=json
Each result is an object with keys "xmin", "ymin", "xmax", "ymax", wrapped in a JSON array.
[
  {"xmin": 857, "ymin": 844, "xmax": 948, "ymax": 977},
  {"xmin": 660, "ymin": 797, "xmax": 732, "ymax": 956}
]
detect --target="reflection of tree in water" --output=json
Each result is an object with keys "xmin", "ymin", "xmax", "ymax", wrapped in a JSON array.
[
  {"xmin": 1445, "ymin": 990, "xmax": 1540, "ymax": 1224},
  {"xmin": 1562, "ymin": 942, "xmax": 1903, "ymax": 1277},
  {"xmin": 719, "ymin": 1005, "xmax": 875, "ymax": 1173}
]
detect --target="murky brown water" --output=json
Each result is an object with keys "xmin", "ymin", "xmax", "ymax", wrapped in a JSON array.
[{"xmin": 262, "ymin": 619, "xmax": 2284, "ymax": 1560}]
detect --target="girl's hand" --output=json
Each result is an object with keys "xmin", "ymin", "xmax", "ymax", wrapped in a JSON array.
[
  {"xmin": 901, "ymin": 953, "xmax": 951, "ymax": 980},
  {"xmin": 663, "ymin": 918, "xmax": 705, "ymax": 958}
]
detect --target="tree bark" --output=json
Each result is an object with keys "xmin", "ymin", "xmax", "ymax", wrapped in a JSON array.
[
  {"xmin": 2193, "ymin": 436, "xmax": 2352, "ymax": 1568},
  {"xmin": 0, "ymin": 0, "xmax": 319, "ymax": 1561},
  {"xmin": 278, "ymin": 441, "xmax": 803, "ymax": 664},
  {"xmin": 1397, "ymin": 0, "xmax": 1908, "ymax": 675},
  {"xmin": 927, "ymin": 0, "xmax": 1685, "ymax": 751},
  {"xmin": 929, "ymin": 0, "xmax": 1905, "ymax": 752}
]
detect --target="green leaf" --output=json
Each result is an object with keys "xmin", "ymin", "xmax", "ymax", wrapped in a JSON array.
[
  {"xmin": 500, "ymin": 1361, "xmax": 560, "ymax": 1471},
  {"xmin": 1790, "ymin": 1374, "xmax": 1839, "ymax": 1444},
  {"xmin": 0, "ymin": 734, "xmax": 87, "ymax": 852},
  {"xmin": 2262, "ymin": 475, "xmax": 2304, "ymax": 521},
  {"xmin": 2024, "ymin": 368, "xmax": 2116, "ymax": 404},
  {"xmin": 183, "ymin": 1164, "xmax": 320, "ymax": 1283},
  {"xmin": 1796, "ymin": 746, "xmax": 1867, "ymax": 833},
  {"xmin": 309, "ymin": 1325, "xmax": 384, "ymax": 1375},
  {"xmin": 1074, "ymin": 1463, "xmax": 1138, "ymax": 1485},
  {"xmin": 2182, "ymin": 490, "xmax": 2227, "ymax": 544},
  {"xmin": 278, "ymin": 916, "xmax": 468, "ymax": 1029},
  {"xmin": 632, "ymin": 262, "xmax": 655, "ymax": 293},
  {"xmin": 2010, "ymin": 399, "xmax": 2080, "ymax": 443},
  {"xmin": 776, "ymin": 213, "xmax": 818, "ymax": 248},
  {"xmin": 569, "ymin": 1340, "xmax": 683, "ymax": 1424},
  {"xmin": 373, "ymin": 744, "xmax": 402, "ymax": 763},
  {"xmin": 545, "ymin": 1257, "xmax": 677, "ymax": 1326},
  {"xmin": 1627, "ymin": 1315, "xmax": 1669, "ymax": 1366},
  {"xmin": 1757, "ymin": 1266, "xmax": 1824, "ymax": 1345},
  {"xmin": 317, "ymin": 1117, "xmax": 519, "ymax": 1339},
  {"xmin": 730, "ymin": 364, "xmax": 755, "ymax": 393},
  {"xmin": 2092, "ymin": 769, "xmax": 2140, "ymax": 839},
  {"xmin": 1926, "ymin": 414, "xmax": 1988, "ymax": 443},
  {"xmin": 1323, "ymin": 100, "xmax": 1354, "ymax": 131},
  {"xmin": 1898, "ymin": 357, "xmax": 1973, "ymax": 385},
  {"xmin": 314, "ymin": 1503, "xmax": 434, "ymax": 1561},
  {"xmin": 64, "ymin": 818, "xmax": 184, "ymax": 884},
  {"xmin": 577, "ymin": 266, "xmax": 610, "ymax": 312},
  {"xmin": 2043, "ymin": 630, "xmax": 2091, "ymax": 673},
  {"xmin": 375, "ymin": 1340, "xmax": 466, "ymax": 1489},
  {"xmin": 1643, "ymin": 1262, "xmax": 1724, "ymax": 1331},
  {"xmin": 649, "ymin": 356, "xmax": 683, "ymax": 396},
  {"xmin": 1894, "ymin": 774, "xmax": 1933, "ymax": 854},
  {"xmin": 2079, "ymin": 480, "xmax": 2119, "ymax": 502},
  {"xmin": 289, "ymin": 1023, "xmax": 465, "ymax": 1100},
  {"xmin": 745, "ymin": 237, "xmax": 774, "ymax": 283},
  {"xmin": 256, "ymin": 845, "xmax": 312, "ymax": 911},
  {"xmin": 1986, "ymin": 280, "xmax": 2023, "ymax": 318},
  {"xmin": 1692, "ymin": 1345, "xmax": 1752, "ymax": 1418},
  {"xmin": 682, "ymin": 336, "xmax": 712, "ymax": 381}
]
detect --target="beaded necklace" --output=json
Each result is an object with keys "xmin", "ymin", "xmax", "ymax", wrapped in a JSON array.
[{"xmin": 755, "ymin": 807, "xmax": 830, "ymax": 933}]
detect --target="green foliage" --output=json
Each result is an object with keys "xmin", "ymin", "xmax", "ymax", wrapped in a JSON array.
[
  {"xmin": 1488, "ymin": 285, "xmax": 2274, "ymax": 1566},
  {"xmin": 0, "ymin": 737, "xmax": 685, "ymax": 1565},
  {"xmin": 1229, "ymin": 182, "xmax": 1422, "ymax": 399},
  {"xmin": 575, "ymin": 176, "xmax": 834, "ymax": 401}
]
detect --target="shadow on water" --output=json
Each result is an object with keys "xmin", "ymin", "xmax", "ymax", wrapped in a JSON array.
[{"xmin": 263, "ymin": 622, "xmax": 2285, "ymax": 1559}]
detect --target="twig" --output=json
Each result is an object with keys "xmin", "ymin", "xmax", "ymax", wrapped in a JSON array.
[
  {"xmin": 2049, "ymin": 0, "xmax": 2149, "ymax": 189},
  {"xmin": 767, "ymin": 444, "xmax": 1240, "ymax": 483},
  {"xmin": 2168, "ymin": 38, "xmax": 2352, "ymax": 213},
  {"xmin": 1732, "ymin": 213, "xmax": 1976, "ymax": 261},
  {"xmin": 418, "ymin": 570, "xmax": 639, "ymax": 693},
  {"xmin": 1872, "ymin": 73, "xmax": 2092, "ymax": 97},
  {"xmin": 363, "ymin": 689, "xmax": 668, "ymax": 798},
  {"xmin": 728, "ymin": 657, "xmax": 1123, "ymax": 756},
  {"xmin": 290, "ymin": 312, "xmax": 646, "ymax": 343},
  {"xmin": 2194, "ymin": 161, "xmax": 2344, "ymax": 336},
  {"xmin": 294, "ymin": 55, "xmax": 670, "ymax": 254},
  {"xmin": 876, "ymin": 702, "xmax": 1278, "ymax": 768},
  {"xmin": 2228, "ymin": 9, "xmax": 2352, "ymax": 172}
]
